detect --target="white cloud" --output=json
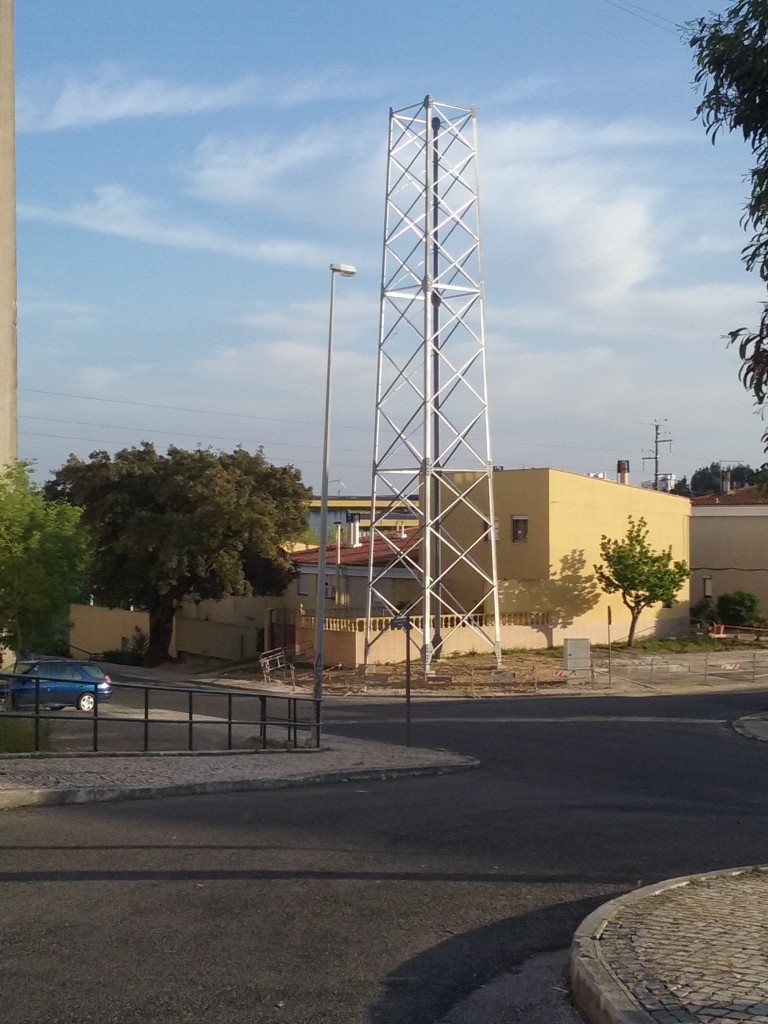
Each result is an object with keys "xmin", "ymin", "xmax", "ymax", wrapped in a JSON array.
[
  {"xmin": 187, "ymin": 131, "xmax": 340, "ymax": 206},
  {"xmin": 481, "ymin": 116, "xmax": 667, "ymax": 305},
  {"xmin": 17, "ymin": 65, "xmax": 379, "ymax": 133},
  {"xmin": 18, "ymin": 290, "xmax": 105, "ymax": 333},
  {"xmin": 18, "ymin": 66, "xmax": 259, "ymax": 132},
  {"xmin": 685, "ymin": 231, "xmax": 744, "ymax": 255},
  {"xmin": 18, "ymin": 185, "xmax": 327, "ymax": 265},
  {"xmin": 184, "ymin": 123, "xmax": 384, "ymax": 240}
]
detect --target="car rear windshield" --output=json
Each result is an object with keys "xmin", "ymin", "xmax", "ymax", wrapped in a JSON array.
[{"xmin": 79, "ymin": 664, "xmax": 106, "ymax": 680}]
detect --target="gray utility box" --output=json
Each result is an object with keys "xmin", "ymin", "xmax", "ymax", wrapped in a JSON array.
[{"xmin": 563, "ymin": 638, "xmax": 592, "ymax": 679}]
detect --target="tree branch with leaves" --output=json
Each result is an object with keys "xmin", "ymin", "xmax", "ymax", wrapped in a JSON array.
[
  {"xmin": 689, "ymin": 2, "xmax": 768, "ymax": 449},
  {"xmin": 0, "ymin": 462, "xmax": 90, "ymax": 657}
]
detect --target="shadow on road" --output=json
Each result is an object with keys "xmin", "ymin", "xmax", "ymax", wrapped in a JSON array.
[{"xmin": 367, "ymin": 894, "xmax": 609, "ymax": 1024}]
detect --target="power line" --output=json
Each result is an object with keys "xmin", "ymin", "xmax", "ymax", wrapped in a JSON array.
[
  {"xmin": 20, "ymin": 387, "xmax": 323, "ymax": 430},
  {"xmin": 591, "ymin": 0, "xmax": 682, "ymax": 34},
  {"xmin": 19, "ymin": 414, "xmax": 370, "ymax": 457},
  {"xmin": 21, "ymin": 391, "xmax": 745, "ymax": 474}
]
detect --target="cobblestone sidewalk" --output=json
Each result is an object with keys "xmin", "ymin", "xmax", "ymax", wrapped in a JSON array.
[
  {"xmin": 571, "ymin": 867, "xmax": 768, "ymax": 1024},
  {"xmin": 0, "ymin": 734, "xmax": 477, "ymax": 809}
]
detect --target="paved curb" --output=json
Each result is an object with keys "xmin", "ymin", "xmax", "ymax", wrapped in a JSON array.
[
  {"xmin": 569, "ymin": 864, "xmax": 768, "ymax": 1024},
  {"xmin": 731, "ymin": 712, "xmax": 768, "ymax": 741},
  {"xmin": 0, "ymin": 757, "xmax": 479, "ymax": 810}
]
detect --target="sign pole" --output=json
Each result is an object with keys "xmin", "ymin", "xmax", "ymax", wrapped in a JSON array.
[
  {"xmin": 607, "ymin": 606, "xmax": 613, "ymax": 690},
  {"xmin": 405, "ymin": 623, "xmax": 411, "ymax": 747},
  {"xmin": 390, "ymin": 614, "xmax": 412, "ymax": 747}
]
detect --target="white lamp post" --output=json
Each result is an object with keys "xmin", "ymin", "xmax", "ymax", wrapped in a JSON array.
[{"xmin": 314, "ymin": 262, "xmax": 357, "ymax": 706}]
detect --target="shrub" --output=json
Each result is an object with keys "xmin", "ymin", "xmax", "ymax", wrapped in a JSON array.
[
  {"xmin": 716, "ymin": 590, "xmax": 761, "ymax": 627},
  {"xmin": 128, "ymin": 628, "xmax": 149, "ymax": 658},
  {"xmin": 97, "ymin": 648, "xmax": 144, "ymax": 666},
  {"xmin": 0, "ymin": 713, "xmax": 54, "ymax": 753},
  {"xmin": 690, "ymin": 598, "xmax": 719, "ymax": 625}
]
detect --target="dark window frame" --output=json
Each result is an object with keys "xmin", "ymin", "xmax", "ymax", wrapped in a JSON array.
[{"xmin": 511, "ymin": 515, "xmax": 529, "ymax": 543}]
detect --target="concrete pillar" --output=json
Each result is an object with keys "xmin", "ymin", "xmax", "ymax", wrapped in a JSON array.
[{"xmin": 0, "ymin": 0, "xmax": 17, "ymax": 467}]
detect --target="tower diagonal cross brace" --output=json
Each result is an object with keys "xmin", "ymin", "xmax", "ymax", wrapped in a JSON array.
[{"xmin": 365, "ymin": 96, "xmax": 502, "ymax": 672}]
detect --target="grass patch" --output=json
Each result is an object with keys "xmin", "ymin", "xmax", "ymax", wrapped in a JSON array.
[
  {"xmin": 501, "ymin": 646, "xmax": 562, "ymax": 659},
  {"xmin": 592, "ymin": 635, "xmax": 760, "ymax": 654},
  {"xmin": 0, "ymin": 713, "xmax": 55, "ymax": 753}
]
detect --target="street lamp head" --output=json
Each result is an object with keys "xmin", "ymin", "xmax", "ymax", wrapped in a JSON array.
[{"xmin": 330, "ymin": 262, "xmax": 357, "ymax": 277}]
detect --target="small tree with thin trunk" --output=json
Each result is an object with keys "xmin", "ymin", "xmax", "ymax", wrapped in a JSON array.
[
  {"xmin": 594, "ymin": 517, "xmax": 690, "ymax": 646},
  {"xmin": 0, "ymin": 462, "xmax": 90, "ymax": 657}
]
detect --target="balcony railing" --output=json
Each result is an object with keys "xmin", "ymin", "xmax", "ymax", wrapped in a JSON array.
[{"xmin": 300, "ymin": 610, "xmax": 553, "ymax": 632}]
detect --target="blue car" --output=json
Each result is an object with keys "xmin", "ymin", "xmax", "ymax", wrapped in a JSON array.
[{"xmin": 4, "ymin": 660, "xmax": 113, "ymax": 711}]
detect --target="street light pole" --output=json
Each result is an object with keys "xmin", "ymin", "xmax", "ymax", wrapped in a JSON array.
[{"xmin": 313, "ymin": 263, "xmax": 357, "ymax": 707}]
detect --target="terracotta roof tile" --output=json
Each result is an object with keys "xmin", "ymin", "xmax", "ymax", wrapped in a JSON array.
[{"xmin": 691, "ymin": 485, "xmax": 768, "ymax": 506}]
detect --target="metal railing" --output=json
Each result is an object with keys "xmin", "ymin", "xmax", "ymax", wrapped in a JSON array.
[
  {"xmin": 0, "ymin": 673, "xmax": 321, "ymax": 754},
  {"xmin": 600, "ymin": 651, "xmax": 768, "ymax": 688},
  {"xmin": 301, "ymin": 609, "xmax": 553, "ymax": 633}
]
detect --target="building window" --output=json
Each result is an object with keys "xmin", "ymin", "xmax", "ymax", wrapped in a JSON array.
[
  {"xmin": 297, "ymin": 573, "xmax": 308, "ymax": 596},
  {"xmin": 511, "ymin": 516, "xmax": 528, "ymax": 543}
]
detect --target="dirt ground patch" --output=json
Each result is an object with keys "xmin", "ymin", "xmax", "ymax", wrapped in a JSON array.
[{"xmin": 285, "ymin": 650, "xmax": 577, "ymax": 694}]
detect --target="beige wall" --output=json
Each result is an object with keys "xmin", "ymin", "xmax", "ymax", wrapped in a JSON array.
[
  {"xmin": 691, "ymin": 507, "xmax": 768, "ymax": 614},
  {"xmin": 72, "ymin": 595, "xmax": 275, "ymax": 664},
  {"xmin": 70, "ymin": 604, "xmax": 156, "ymax": 658},
  {"xmin": 0, "ymin": 0, "xmax": 17, "ymax": 467}
]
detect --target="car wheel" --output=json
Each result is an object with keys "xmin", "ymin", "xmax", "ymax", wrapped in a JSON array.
[{"xmin": 76, "ymin": 693, "xmax": 95, "ymax": 712}]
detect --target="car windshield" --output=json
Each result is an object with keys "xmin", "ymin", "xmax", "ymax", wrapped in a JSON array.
[{"xmin": 14, "ymin": 661, "xmax": 44, "ymax": 675}]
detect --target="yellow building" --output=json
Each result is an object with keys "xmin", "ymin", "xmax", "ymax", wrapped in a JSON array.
[
  {"xmin": 306, "ymin": 495, "xmax": 419, "ymax": 537},
  {"xmin": 445, "ymin": 467, "xmax": 691, "ymax": 647}
]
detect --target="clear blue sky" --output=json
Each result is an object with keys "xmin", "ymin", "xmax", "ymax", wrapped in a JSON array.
[{"xmin": 14, "ymin": 0, "xmax": 766, "ymax": 490}]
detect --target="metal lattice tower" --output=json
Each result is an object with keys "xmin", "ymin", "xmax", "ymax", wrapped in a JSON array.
[{"xmin": 365, "ymin": 96, "xmax": 502, "ymax": 671}]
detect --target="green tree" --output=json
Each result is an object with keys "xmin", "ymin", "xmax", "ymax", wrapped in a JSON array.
[
  {"xmin": 690, "ymin": 3, "xmax": 768, "ymax": 448},
  {"xmin": 46, "ymin": 444, "xmax": 311, "ymax": 664},
  {"xmin": 594, "ymin": 516, "xmax": 690, "ymax": 646},
  {"xmin": 0, "ymin": 462, "xmax": 90, "ymax": 656},
  {"xmin": 689, "ymin": 462, "xmax": 756, "ymax": 496},
  {"xmin": 671, "ymin": 476, "xmax": 691, "ymax": 497}
]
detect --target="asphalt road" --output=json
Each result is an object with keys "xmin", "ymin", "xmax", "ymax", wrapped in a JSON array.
[{"xmin": 3, "ymin": 688, "xmax": 768, "ymax": 1024}]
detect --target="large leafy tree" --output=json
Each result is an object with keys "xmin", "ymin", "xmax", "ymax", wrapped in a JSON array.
[
  {"xmin": 690, "ymin": 3, "xmax": 768, "ymax": 447},
  {"xmin": 46, "ymin": 444, "xmax": 311, "ymax": 664},
  {"xmin": 594, "ymin": 516, "xmax": 690, "ymax": 646},
  {"xmin": 690, "ymin": 462, "xmax": 756, "ymax": 495},
  {"xmin": 0, "ymin": 462, "xmax": 90, "ymax": 656}
]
